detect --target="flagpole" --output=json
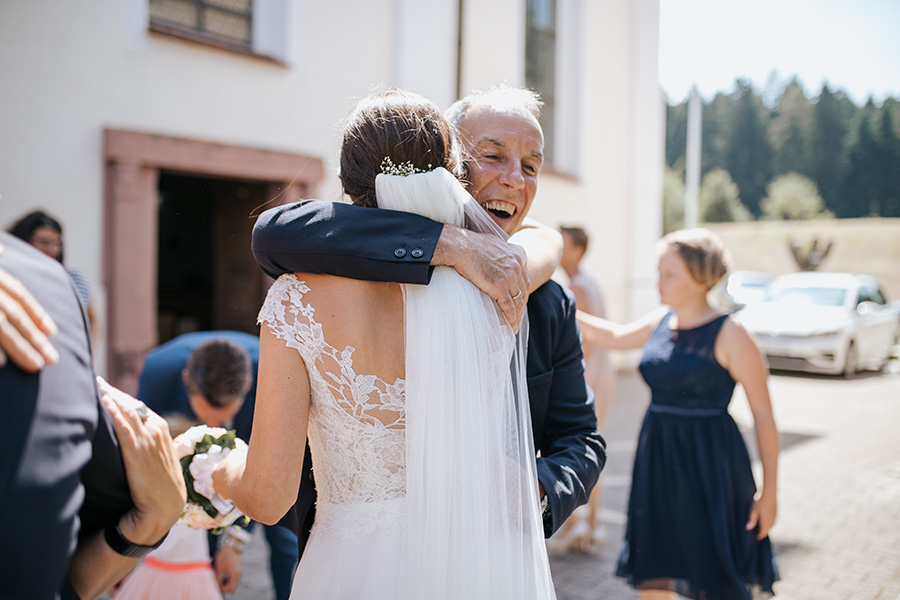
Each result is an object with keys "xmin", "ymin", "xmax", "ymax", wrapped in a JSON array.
[{"xmin": 684, "ymin": 85, "xmax": 702, "ymax": 228}]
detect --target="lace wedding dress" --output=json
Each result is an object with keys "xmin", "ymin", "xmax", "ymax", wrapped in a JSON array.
[{"xmin": 258, "ymin": 168, "xmax": 555, "ymax": 600}]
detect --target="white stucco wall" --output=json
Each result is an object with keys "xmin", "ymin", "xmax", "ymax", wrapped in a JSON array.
[
  {"xmin": 1, "ymin": 0, "xmax": 662, "ymax": 372},
  {"xmin": 534, "ymin": 0, "xmax": 664, "ymax": 344}
]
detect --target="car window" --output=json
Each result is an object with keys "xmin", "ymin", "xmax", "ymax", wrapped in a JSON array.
[
  {"xmin": 766, "ymin": 286, "xmax": 846, "ymax": 306},
  {"xmin": 858, "ymin": 285, "xmax": 886, "ymax": 305}
]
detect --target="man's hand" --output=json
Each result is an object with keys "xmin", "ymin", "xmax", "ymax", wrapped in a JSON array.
[
  {"xmin": 0, "ymin": 252, "xmax": 59, "ymax": 371},
  {"xmin": 214, "ymin": 546, "xmax": 243, "ymax": 594},
  {"xmin": 432, "ymin": 225, "xmax": 530, "ymax": 331},
  {"xmin": 97, "ymin": 377, "xmax": 186, "ymax": 546}
]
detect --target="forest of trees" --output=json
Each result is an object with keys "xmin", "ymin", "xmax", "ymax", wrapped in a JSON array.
[{"xmin": 664, "ymin": 76, "xmax": 900, "ymax": 232}]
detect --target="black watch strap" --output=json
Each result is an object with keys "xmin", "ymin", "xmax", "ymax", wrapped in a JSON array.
[
  {"xmin": 104, "ymin": 523, "xmax": 167, "ymax": 559},
  {"xmin": 540, "ymin": 494, "xmax": 553, "ymax": 538}
]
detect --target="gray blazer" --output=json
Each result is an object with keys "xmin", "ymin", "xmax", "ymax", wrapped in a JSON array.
[{"xmin": 0, "ymin": 232, "xmax": 133, "ymax": 599}]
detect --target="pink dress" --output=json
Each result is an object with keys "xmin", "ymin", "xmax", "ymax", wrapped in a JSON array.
[{"xmin": 114, "ymin": 522, "xmax": 222, "ymax": 600}]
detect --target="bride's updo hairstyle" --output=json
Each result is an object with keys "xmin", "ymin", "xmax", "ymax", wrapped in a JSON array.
[
  {"xmin": 339, "ymin": 89, "xmax": 462, "ymax": 208},
  {"xmin": 659, "ymin": 228, "xmax": 732, "ymax": 291}
]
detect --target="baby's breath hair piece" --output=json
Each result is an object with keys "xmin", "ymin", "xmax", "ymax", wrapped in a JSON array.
[{"xmin": 380, "ymin": 157, "xmax": 434, "ymax": 177}]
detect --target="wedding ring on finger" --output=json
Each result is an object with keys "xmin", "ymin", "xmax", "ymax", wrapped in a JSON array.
[
  {"xmin": 134, "ymin": 401, "xmax": 150, "ymax": 423},
  {"xmin": 511, "ymin": 290, "xmax": 523, "ymax": 301}
]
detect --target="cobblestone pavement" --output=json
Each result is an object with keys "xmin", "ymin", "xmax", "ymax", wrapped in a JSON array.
[{"xmin": 228, "ymin": 361, "xmax": 900, "ymax": 600}]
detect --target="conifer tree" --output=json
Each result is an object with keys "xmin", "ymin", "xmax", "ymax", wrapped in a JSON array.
[
  {"xmin": 842, "ymin": 109, "xmax": 880, "ymax": 217},
  {"xmin": 809, "ymin": 85, "xmax": 849, "ymax": 214},
  {"xmin": 723, "ymin": 80, "xmax": 772, "ymax": 217},
  {"xmin": 771, "ymin": 80, "xmax": 813, "ymax": 177},
  {"xmin": 702, "ymin": 93, "xmax": 731, "ymax": 178},
  {"xmin": 665, "ymin": 102, "xmax": 688, "ymax": 171}
]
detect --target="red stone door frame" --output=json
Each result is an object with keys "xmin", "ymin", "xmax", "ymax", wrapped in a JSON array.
[{"xmin": 103, "ymin": 128, "xmax": 323, "ymax": 393}]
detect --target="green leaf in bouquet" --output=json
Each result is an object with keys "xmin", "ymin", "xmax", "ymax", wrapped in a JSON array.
[
  {"xmin": 181, "ymin": 454, "xmax": 219, "ymax": 518},
  {"xmin": 193, "ymin": 430, "xmax": 238, "ymax": 455},
  {"xmin": 214, "ymin": 430, "xmax": 238, "ymax": 450}
]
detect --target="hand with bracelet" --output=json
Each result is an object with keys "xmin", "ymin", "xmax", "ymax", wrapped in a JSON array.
[
  {"xmin": 214, "ymin": 526, "xmax": 250, "ymax": 593},
  {"xmin": 66, "ymin": 378, "xmax": 186, "ymax": 599}
]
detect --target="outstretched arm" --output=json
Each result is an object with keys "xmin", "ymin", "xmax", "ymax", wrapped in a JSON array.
[
  {"xmin": 576, "ymin": 306, "xmax": 667, "ymax": 350},
  {"xmin": 252, "ymin": 201, "xmax": 561, "ymax": 330},
  {"xmin": 252, "ymin": 201, "xmax": 442, "ymax": 284}
]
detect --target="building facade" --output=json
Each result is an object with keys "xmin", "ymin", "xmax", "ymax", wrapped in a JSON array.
[{"xmin": 0, "ymin": 0, "xmax": 663, "ymax": 390}]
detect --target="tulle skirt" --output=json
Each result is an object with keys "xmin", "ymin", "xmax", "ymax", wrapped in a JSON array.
[
  {"xmin": 115, "ymin": 558, "xmax": 222, "ymax": 600},
  {"xmin": 289, "ymin": 503, "xmax": 406, "ymax": 600}
]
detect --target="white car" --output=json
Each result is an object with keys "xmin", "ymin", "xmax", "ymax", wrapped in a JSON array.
[
  {"xmin": 737, "ymin": 272, "xmax": 900, "ymax": 377},
  {"xmin": 717, "ymin": 270, "xmax": 773, "ymax": 310}
]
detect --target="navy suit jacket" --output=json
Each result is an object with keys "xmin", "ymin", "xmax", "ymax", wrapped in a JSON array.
[
  {"xmin": 136, "ymin": 330, "xmax": 259, "ymax": 444},
  {"xmin": 0, "ymin": 233, "xmax": 133, "ymax": 599},
  {"xmin": 252, "ymin": 200, "xmax": 606, "ymax": 552}
]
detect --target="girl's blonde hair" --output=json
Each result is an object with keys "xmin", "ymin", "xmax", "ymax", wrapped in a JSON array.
[{"xmin": 659, "ymin": 228, "xmax": 731, "ymax": 290}]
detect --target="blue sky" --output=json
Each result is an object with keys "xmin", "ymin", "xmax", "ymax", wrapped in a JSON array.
[{"xmin": 658, "ymin": 0, "xmax": 900, "ymax": 105}]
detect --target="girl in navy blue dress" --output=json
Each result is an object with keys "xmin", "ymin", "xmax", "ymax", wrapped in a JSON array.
[{"xmin": 578, "ymin": 229, "xmax": 779, "ymax": 599}]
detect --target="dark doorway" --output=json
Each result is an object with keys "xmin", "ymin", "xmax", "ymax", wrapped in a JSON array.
[{"xmin": 157, "ymin": 173, "xmax": 267, "ymax": 344}]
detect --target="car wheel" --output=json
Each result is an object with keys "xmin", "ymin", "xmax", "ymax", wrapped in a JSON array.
[{"xmin": 843, "ymin": 341, "xmax": 857, "ymax": 379}]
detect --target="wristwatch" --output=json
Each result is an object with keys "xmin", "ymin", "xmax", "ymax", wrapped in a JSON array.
[{"xmin": 104, "ymin": 523, "xmax": 167, "ymax": 559}]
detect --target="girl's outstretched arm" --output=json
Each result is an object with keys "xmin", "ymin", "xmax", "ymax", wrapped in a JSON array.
[{"xmin": 576, "ymin": 306, "xmax": 667, "ymax": 351}]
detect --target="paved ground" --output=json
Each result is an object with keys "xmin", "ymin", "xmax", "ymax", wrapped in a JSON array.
[{"xmin": 228, "ymin": 361, "xmax": 900, "ymax": 599}]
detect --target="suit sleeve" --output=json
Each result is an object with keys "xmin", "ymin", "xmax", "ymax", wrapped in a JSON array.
[
  {"xmin": 0, "ymin": 234, "xmax": 135, "ymax": 598},
  {"xmin": 535, "ymin": 294, "xmax": 607, "ymax": 537},
  {"xmin": 252, "ymin": 200, "xmax": 444, "ymax": 284},
  {"xmin": 76, "ymin": 401, "xmax": 135, "ymax": 541},
  {"xmin": 136, "ymin": 354, "xmax": 175, "ymax": 413}
]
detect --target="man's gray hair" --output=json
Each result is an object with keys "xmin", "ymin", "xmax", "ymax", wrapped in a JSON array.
[{"xmin": 445, "ymin": 84, "xmax": 543, "ymax": 128}]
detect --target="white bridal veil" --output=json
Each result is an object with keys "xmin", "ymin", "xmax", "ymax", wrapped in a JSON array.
[{"xmin": 376, "ymin": 167, "xmax": 555, "ymax": 600}]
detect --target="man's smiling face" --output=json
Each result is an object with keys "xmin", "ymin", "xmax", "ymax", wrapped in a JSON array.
[{"xmin": 456, "ymin": 106, "xmax": 544, "ymax": 236}]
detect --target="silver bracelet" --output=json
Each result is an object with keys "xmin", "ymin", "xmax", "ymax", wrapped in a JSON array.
[{"xmin": 219, "ymin": 532, "xmax": 246, "ymax": 554}]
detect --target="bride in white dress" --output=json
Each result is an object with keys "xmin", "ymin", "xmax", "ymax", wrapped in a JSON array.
[{"xmin": 214, "ymin": 90, "xmax": 554, "ymax": 599}]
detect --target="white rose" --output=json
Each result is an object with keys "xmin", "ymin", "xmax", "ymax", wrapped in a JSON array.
[
  {"xmin": 190, "ymin": 445, "xmax": 234, "ymax": 515},
  {"xmin": 183, "ymin": 425, "xmax": 210, "ymax": 445},
  {"xmin": 173, "ymin": 433, "xmax": 196, "ymax": 459}
]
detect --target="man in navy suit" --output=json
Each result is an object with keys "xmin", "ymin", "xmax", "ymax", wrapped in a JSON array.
[
  {"xmin": 138, "ymin": 331, "xmax": 299, "ymax": 600},
  {"xmin": 251, "ymin": 85, "xmax": 606, "ymax": 554},
  {"xmin": 138, "ymin": 332, "xmax": 258, "ymax": 450},
  {"xmin": 0, "ymin": 231, "xmax": 184, "ymax": 600}
]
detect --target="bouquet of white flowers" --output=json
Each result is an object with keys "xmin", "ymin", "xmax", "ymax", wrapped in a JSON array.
[{"xmin": 173, "ymin": 425, "xmax": 250, "ymax": 531}]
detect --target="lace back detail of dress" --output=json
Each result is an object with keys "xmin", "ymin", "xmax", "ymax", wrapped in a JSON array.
[{"xmin": 258, "ymin": 274, "xmax": 406, "ymax": 535}]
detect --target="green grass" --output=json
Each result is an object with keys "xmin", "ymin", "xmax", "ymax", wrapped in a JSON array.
[{"xmin": 705, "ymin": 218, "xmax": 900, "ymax": 302}]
